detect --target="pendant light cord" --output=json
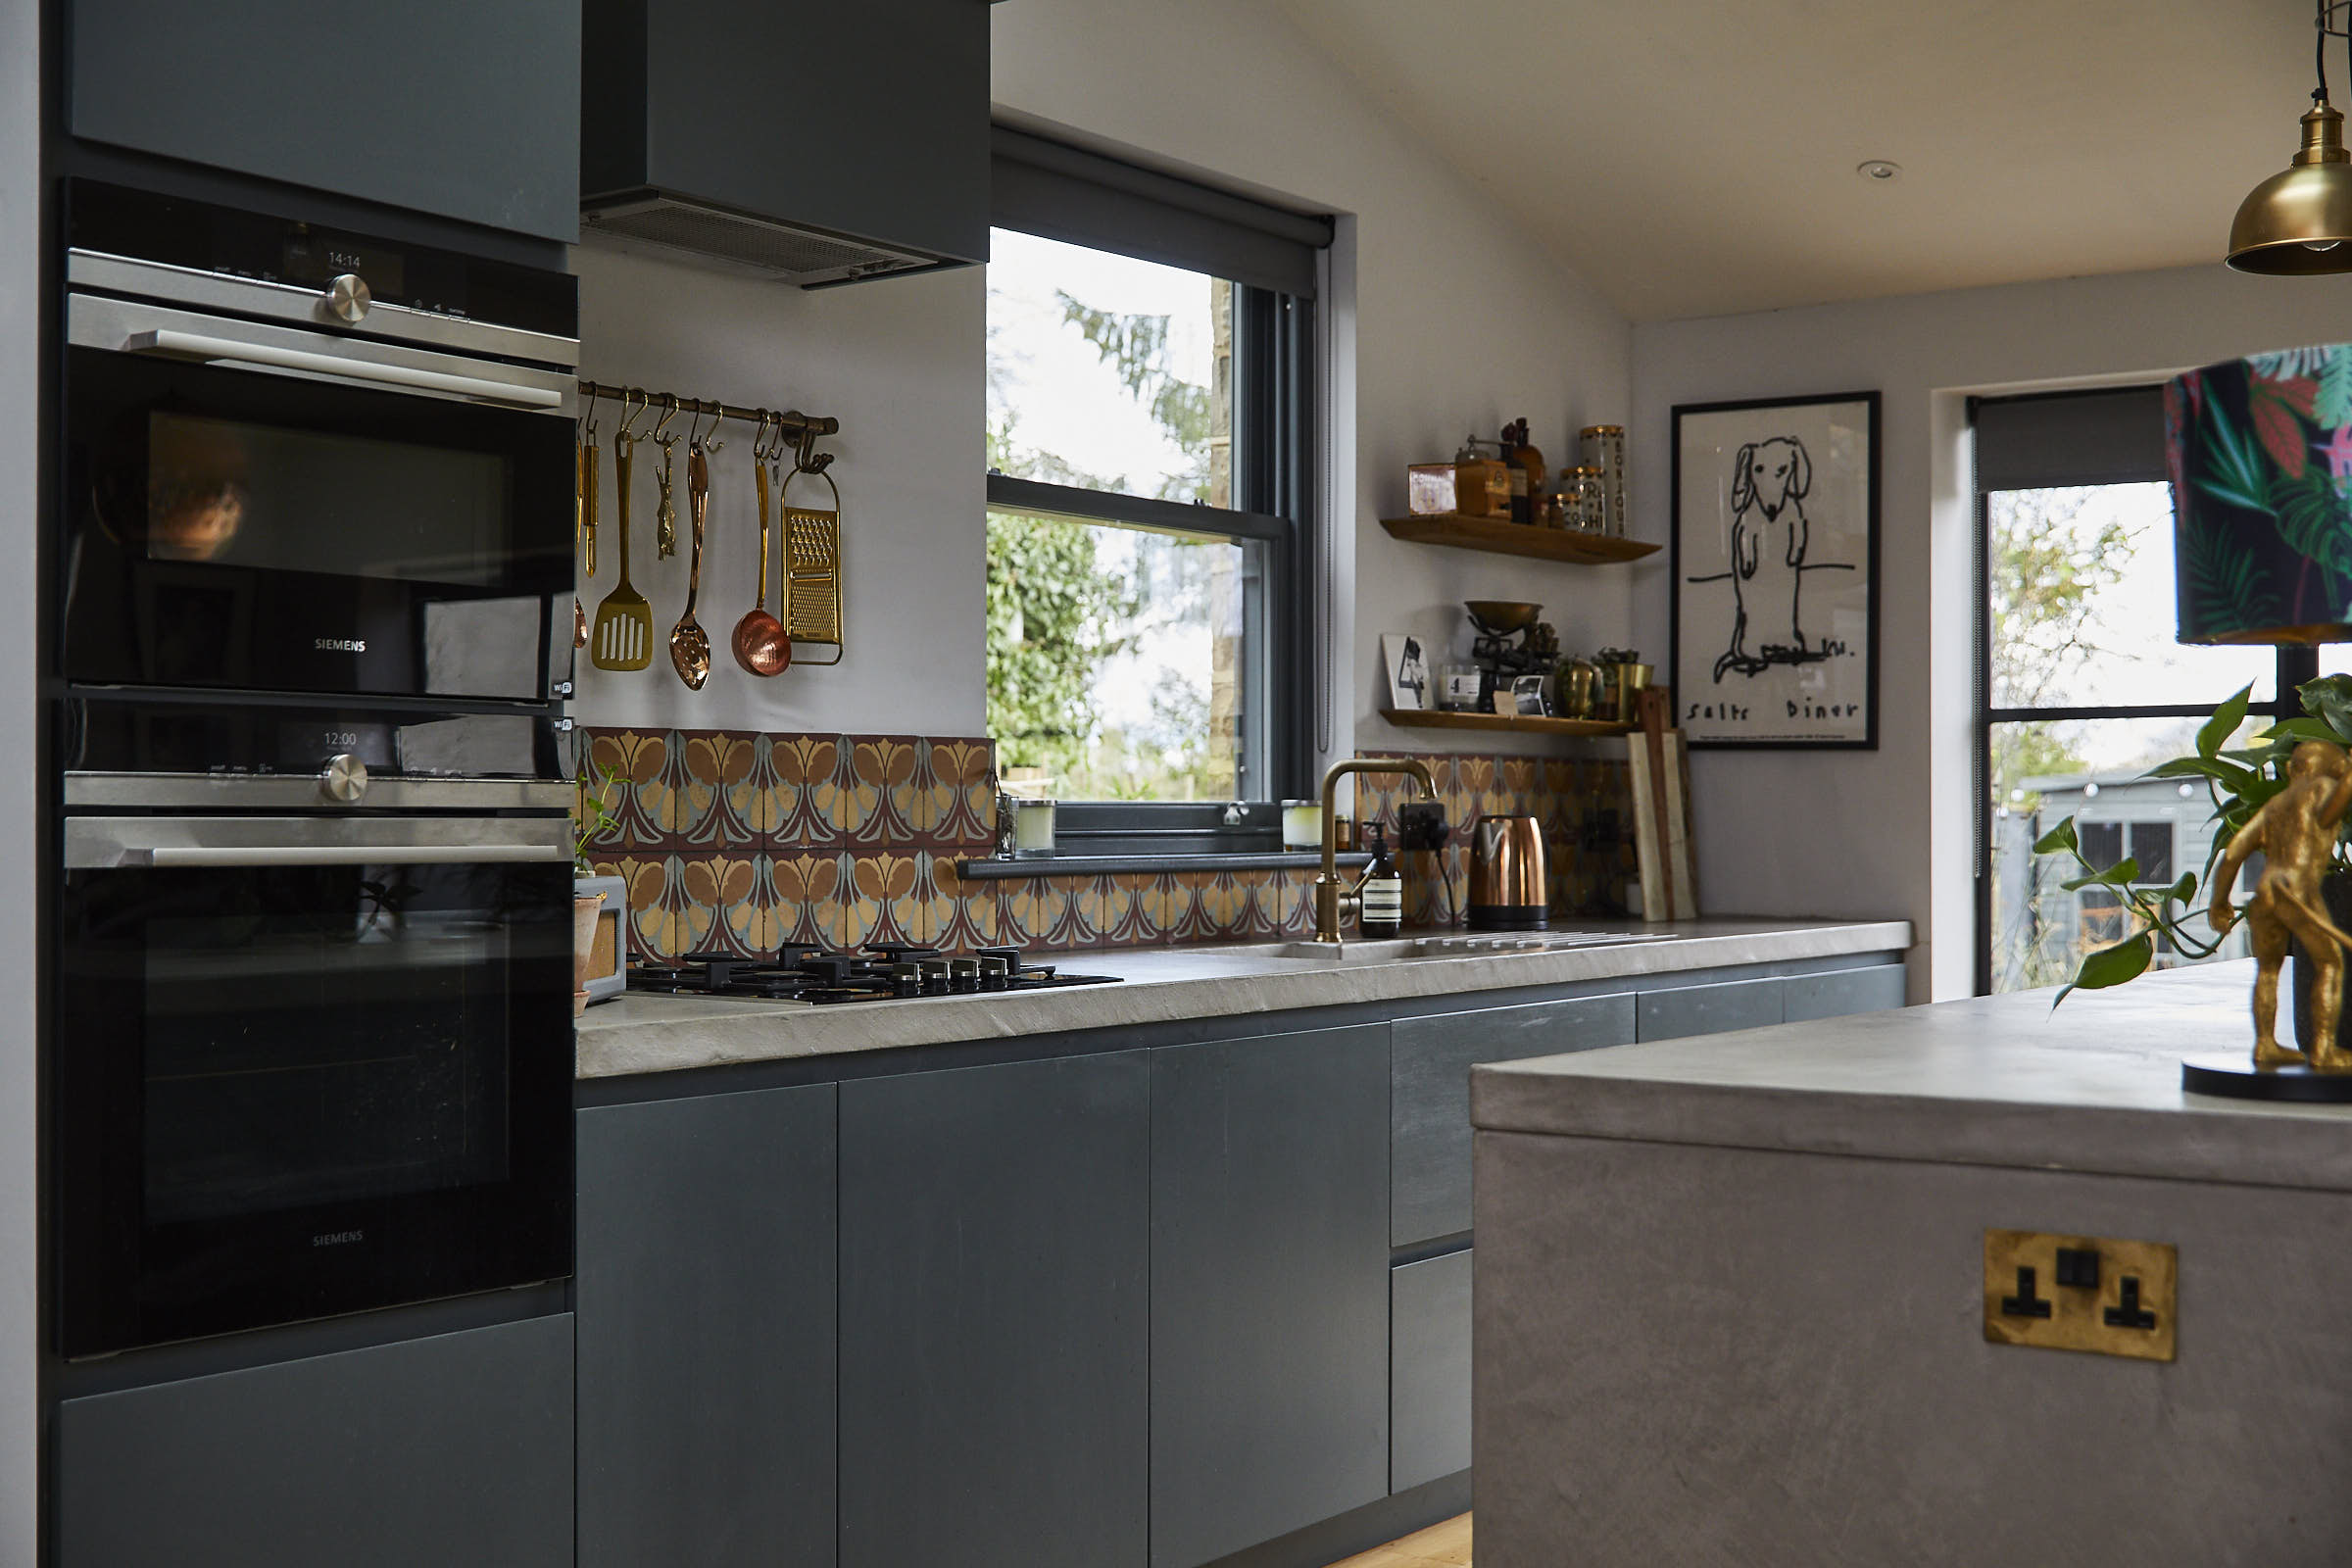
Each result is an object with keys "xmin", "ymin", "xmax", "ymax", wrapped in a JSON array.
[{"xmin": 2321, "ymin": 0, "xmax": 2332, "ymax": 106}]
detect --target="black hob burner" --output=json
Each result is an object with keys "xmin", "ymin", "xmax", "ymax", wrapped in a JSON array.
[{"xmin": 627, "ymin": 943, "xmax": 1121, "ymax": 1004}]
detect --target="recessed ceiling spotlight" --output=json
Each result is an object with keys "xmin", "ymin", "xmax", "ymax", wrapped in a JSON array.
[{"xmin": 1858, "ymin": 160, "xmax": 1902, "ymax": 183}]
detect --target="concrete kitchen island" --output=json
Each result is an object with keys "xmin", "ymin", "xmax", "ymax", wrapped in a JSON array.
[{"xmin": 1469, "ymin": 960, "xmax": 2352, "ymax": 1568}]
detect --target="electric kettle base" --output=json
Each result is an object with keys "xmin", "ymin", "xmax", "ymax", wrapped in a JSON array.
[{"xmin": 1467, "ymin": 906, "xmax": 1550, "ymax": 931}]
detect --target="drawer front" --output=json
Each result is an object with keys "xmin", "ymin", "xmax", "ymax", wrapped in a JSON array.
[
  {"xmin": 1637, "ymin": 975, "xmax": 1785, "ymax": 1042},
  {"xmin": 1391, "ymin": 1250, "xmax": 1474, "ymax": 1494},
  {"xmin": 58, "ymin": 1315, "xmax": 574, "ymax": 1568},
  {"xmin": 1784, "ymin": 963, "xmax": 1908, "ymax": 1022},
  {"xmin": 1392, "ymin": 994, "xmax": 1636, "ymax": 1246}
]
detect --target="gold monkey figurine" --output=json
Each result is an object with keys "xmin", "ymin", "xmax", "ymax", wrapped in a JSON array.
[{"xmin": 2211, "ymin": 740, "xmax": 2352, "ymax": 1069}]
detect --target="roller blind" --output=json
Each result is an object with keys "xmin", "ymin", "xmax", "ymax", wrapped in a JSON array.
[
  {"xmin": 991, "ymin": 125, "xmax": 1333, "ymax": 298},
  {"xmin": 1973, "ymin": 386, "xmax": 2168, "ymax": 492}
]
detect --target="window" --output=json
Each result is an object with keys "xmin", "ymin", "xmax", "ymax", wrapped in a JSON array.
[
  {"xmin": 986, "ymin": 129, "xmax": 1327, "ymax": 851},
  {"xmin": 1976, "ymin": 388, "xmax": 2311, "ymax": 994}
]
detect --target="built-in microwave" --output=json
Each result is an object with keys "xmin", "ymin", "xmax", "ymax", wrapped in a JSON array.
[{"xmin": 59, "ymin": 181, "xmax": 578, "ymax": 705}]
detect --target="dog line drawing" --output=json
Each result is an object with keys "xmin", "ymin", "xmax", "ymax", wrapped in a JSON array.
[{"xmin": 1698, "ymin": 434, "xmax": 1848, "ymax": 683}]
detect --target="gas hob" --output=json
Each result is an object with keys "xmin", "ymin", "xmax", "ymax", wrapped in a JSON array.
[{"xmin": 626, "ymin": 943, "xmax": 1120, "ymax": 1005}]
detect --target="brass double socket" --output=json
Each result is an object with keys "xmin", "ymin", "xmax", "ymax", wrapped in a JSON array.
[{"xmin": 1983, "ymin": 1229, "xmax": 2177, "ymax": 1363}]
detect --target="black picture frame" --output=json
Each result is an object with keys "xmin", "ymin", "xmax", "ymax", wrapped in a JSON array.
[{"xmin": 1670, "ymin": 390, "xmax": 1882, "ymax": 750}]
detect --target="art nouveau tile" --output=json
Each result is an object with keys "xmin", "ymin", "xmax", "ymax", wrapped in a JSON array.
[
  {"xmin": 771, "ymin": 850, "xmax": 847, "ymax": 949},
  {"xmin": 674, "ymin": 730, "xmax": 762, "ymax": 850},
  {"xmin": 766, "ymin": 732, "xmax": 845, "ymax": 851},
  {"xmin": 838, "ymin": 734, "xmax": 920, "ymax": 845},
  {"xmin": 843, "ymin": 850, "xmax": 926, "ymax": 947},
  {"xmin": 998, "ymin": 871, "xmax": 1076, "ymax": 950},
  {"xmin": 674, "ymin": 853, "xmax": 762, "ymax": 956},
  {"xmin": 933, "ymin": 858, "xmax": 1001, "ymax": 953},
  {"xmin": 586, "ymin": 728, "xmax": 675, "ymax": 852},
  {"xmin": 906, "ymin": 737, "xmax": 998, "ymax": 849},
  {"xmin": 585, "ymin": 853, "xmax": 669, "ymax": 957}
]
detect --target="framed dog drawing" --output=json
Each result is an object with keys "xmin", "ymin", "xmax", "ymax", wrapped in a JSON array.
[{"xmin": 1671, "ymin": 391, "xmax": 1880, "ymax": 749}]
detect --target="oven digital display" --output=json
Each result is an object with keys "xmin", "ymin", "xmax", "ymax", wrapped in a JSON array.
[{"xmin": 280, "ymin": 230, "xmax": 404, "ymax": 297}]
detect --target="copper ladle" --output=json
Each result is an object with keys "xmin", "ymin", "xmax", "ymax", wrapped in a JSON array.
[
  {"xmin": 668, "ymin": 409, "xmax": 716, "ymax": 690},
  {"xmin": 732, "ymin": 413, "xmax": 792, "ymax": 676}
]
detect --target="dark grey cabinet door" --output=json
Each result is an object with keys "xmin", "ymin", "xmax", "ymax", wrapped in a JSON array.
[
  {"xmin": 1784, "ymin": 962, "xmax": 1908, "ymax": 1022},
  {"xmin": 1391, "ymin": 1250, "xmax": 1474, "ymax": 1494},
  {"xmin": 71, "ymin": 0, "xmax": 582, "ymax": 241},
  {"xmin": 576, "ymin": 1085, "xmax": 837, "ymax": 1568},
  {"xmin": 1393, "ymin": 994, "xmax": 1636, "ymax": 1246},
  {"xmin": 840, "ymin": 1052, "xmax": 1151, "ymax": 1568},
  {"xmin": 1637, "ymin": 975, "xmax": 1786, "ymax": 1042},
  {"xmin": 1151, "ymin": 1023, "xmax": 1392, "ymax": 1568},
  {"xmin": 57, "ymin": 1315, "xmax": 574, "ymax": 1568}
]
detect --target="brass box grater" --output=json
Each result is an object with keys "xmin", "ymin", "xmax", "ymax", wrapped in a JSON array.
[{"xmin": 781, "ymin": 459, "xmax": 843, "ymax": 665}]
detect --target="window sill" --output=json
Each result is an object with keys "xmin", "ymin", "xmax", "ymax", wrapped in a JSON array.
[{"xmin": 956, "ymin": 851, "xmax": 1373, "ymax": 880}]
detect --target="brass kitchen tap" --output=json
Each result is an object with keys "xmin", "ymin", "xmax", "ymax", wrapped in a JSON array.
[{"xmin": 1313, "ymin": 758, "xmax": 1439, "ymax": 944}]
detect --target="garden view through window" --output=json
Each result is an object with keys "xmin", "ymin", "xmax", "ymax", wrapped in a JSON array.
[
  {"xmin": 1984, "ymin": 480, "xmax": 2272, "ymax": 992},
  {"xmin": 985, "ymin": 228, "xmax": 1257, "ymax": 803}
]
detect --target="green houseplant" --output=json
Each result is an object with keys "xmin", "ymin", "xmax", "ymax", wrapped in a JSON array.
[{"xmin": 2036, "ymin": 675, "xmax": 2352, "ymax": 1001}]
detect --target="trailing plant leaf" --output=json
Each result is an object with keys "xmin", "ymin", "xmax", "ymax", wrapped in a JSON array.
[
  {"xmin": 2054, "ymin": 933, "xmax": 2154, "ymax": 1007},
  {"xmin": 2197, "ymin": 683, "xmax": 2255, "ymax": 760},
  {"xmin": 2303, "ymin": 673, "xmax": 2352, "ymax": 742},
  {"xmin": 2261, "ymin": 717, "xmax": 2343, "ymax": 746},
  {"xmin": 2034, "ymin": 817, "xmax": 2080, "ymax": 856}
]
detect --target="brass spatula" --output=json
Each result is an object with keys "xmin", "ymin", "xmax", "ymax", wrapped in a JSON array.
[{"xmin": 589, "ymin": 432, "xmax": 655, "ymax": 670}]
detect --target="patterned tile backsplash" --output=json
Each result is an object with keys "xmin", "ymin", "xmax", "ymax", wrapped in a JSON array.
[{"xmin": 581, "ymin": 728, "xmax": 1636, "ymax": 959}]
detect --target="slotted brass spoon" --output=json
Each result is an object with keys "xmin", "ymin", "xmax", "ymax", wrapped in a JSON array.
[{"xmin": 668, "ymin": 414, "xmax": 717, "ymax": 690}]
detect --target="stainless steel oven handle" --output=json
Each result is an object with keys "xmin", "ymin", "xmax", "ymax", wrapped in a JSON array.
[
  {"xmin": 122, "ymin": 328, "xmax": 564, "ymax": 410},
  {"xmin": 141, "ymin": 845, "xmax": 570, "ymax": 867}
]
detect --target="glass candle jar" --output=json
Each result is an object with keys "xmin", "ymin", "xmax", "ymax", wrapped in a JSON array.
[
  {"xmin": 1282, "ymin": 800, "xmax": 1322, "ymax": 850},
  {"xmin": 1012, "ymin": 798, "xmax": 1057, "ymax": 858}
]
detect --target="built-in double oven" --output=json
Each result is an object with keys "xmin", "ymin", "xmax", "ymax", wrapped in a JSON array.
[{"xmin": 54, "ymin": 182, "xmax": 582, "ymax": 1358}]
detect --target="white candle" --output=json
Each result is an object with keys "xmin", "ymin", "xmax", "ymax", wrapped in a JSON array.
[
  {"xmin": 1282, "ymin": 801, "xmax": 1322, "ymax": 850},
  {"xmin": 1013, "ymin": 799, "xmax": 1057, "ymax": 857}
]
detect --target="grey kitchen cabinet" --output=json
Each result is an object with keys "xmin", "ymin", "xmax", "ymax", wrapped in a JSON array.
[
  {"xmin": 1150, "ymin": 1023, "xmax": 1393, "ymax": 1568},
  {"xmin": 70, "ymin": 0, "xmax": 582, "ymax": 241},
  {"xmin": 1391, "ymin": 1251, "xmax": 1474, "ymax": 1494},
  {"xmin": 840, "ymin": 1052, "xmax": 1152, "ymax": 1568},
  {"xmin": 1392, "ymin": 993, "xmax": 1637, "ymax": 1246},
  {"xmin": 581, "ymin": 0, "xmax": 987, "ymax": 280},
  {"xmin": 1785, "ymin": 962, "xmax": 1909, "ymax": 1021},
  {"xmin": 575, "ymin": 1085, "xmax": 838, "ymax": 1568},
  {"xmin": 56, "ymin": 1315, "xmax": 574, "ymax": 1568},
  {"xmin": 1637, "ymin": 973, "xmax": 1788, "ymax": 1042}
]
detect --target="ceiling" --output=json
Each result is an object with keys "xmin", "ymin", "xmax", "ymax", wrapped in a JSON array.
[{"xmin": 1272, "ymin": 0, "xmax": 2318, "ymax": 320}]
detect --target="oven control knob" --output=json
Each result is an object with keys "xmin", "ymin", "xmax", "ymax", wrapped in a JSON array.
[
  {"xmin": 324, "ymin": 272, "xmax": 371, "ymax": 324},
  {"xmin": 319, "ymin": 753, "xmax": 369, "ymax": 804}
]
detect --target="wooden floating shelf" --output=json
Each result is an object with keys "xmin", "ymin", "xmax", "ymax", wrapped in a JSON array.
[
  {"xmin": 1381, "ymin": 708, "xmax": 1633, "ymax": 739},
  {"xmin": 1379, "ymin": 513, "xmax": 1659, "ymax": 565}
]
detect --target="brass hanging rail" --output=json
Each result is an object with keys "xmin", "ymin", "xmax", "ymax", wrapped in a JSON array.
[{"xmin": 575, "ymin": 380, "xmax": 839, "ymax": 442}]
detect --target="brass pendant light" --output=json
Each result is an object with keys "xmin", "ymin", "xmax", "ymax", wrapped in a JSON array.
[{"xmin": 2230, "ymin": 0, "xmax": 2352, "ymax": 271}]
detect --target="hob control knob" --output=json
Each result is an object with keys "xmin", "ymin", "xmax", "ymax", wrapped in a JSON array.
[
  {"xmin": 324, "ymin": 272, "xmax": 371, "ymax": 324},
  {"xmin": 320, "ymin": 753, "xmax": 369, "ymax": 804}
]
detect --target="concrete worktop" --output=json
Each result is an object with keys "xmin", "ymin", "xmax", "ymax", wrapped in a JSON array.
[
  {"xmin": 1472, "ymin": 958, "xmax": 2352, "ymax": 1193},
  {"xmin": 573, "ymin": 916, "xmax": 1911, "ymax": 1080}
]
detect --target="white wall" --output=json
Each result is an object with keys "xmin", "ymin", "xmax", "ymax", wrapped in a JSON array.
[
  {"xmin": 989, "ymin": 0, "xmax": 1635, "ymax": 772},
  {"xmin": 0, "ymin": 0, "xmax": 33, "ymax": 1548},
  {"xmin": 1632, "ymin": 264, "xmax": 2352, "ymax": 1000},
  {"xmin": 569, "ymin": 247, "xmax": 987, "ymax": 737}
]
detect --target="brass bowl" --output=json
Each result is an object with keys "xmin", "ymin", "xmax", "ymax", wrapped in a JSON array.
[{"xmin": 1464, "ymin": 600, "xmax": 1543, "ymax": 637}]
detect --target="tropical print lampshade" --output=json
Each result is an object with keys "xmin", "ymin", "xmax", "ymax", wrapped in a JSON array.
[{"xmin": 2169, "ymin": 345, "xmax": 2352, "ymax": 644}]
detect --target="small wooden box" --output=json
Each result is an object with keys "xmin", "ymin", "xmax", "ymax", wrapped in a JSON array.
[{"xmin": 1408, "ymin": 459, "xmax": 1512, "ymax": 517}]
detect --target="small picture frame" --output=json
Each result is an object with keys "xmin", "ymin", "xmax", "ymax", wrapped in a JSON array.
[
  {"xmin": 1509, "ymin": 673, "xmax": 1549, "ymax": 717},
  {"xmin": 1383, "ymin": 632, "xmax": 1430, "ymax": 711}
]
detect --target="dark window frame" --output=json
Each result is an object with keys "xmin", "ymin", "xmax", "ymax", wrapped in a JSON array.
[
  {"xmin": 986, "ymin": 135, "xmax": 1325, "ymax": 856},
  {"xmin": 1970, "ymin": 387, "xmax": 2316, "ymax": 995}
]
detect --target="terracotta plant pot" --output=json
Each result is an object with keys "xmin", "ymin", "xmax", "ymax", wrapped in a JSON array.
[{"xmin": 572, "ymin": 891, "xmax": 607, "ymax": 1017}]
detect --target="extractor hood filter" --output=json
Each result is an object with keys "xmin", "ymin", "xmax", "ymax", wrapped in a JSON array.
[{"xmin": 580, "ymin": 192, "xmax": 948, "ymax": 288}]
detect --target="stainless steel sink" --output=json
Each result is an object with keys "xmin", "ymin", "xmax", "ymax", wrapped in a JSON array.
[{"xmin": 1258, "ymin": 932, "xmax": 1686, "ymax": 962}]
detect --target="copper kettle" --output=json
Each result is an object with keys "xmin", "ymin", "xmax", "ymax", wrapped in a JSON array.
[{"xmin": 1468, "ymin": 814, "xmax": 1548, "ymax": 930}]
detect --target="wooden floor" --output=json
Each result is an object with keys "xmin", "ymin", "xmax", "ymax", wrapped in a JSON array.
[{"xmin": 1328, "ymin": 1511, "xmax": 1472, "ymax": 1567}]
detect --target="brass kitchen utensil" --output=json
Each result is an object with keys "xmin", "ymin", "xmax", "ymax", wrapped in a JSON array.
[
  {"xmin": 731, "ymin": 413, "xmax": 791, "ymax": 676},
  {"xmin": 651, "ymin": 394, "xmax": 680, "ymax": 558},
  {"xmin": 780, "ymin": 425, "xmax": 843, "ymax": 666},
  {"xmin": 667, "ymin": 411, "xmax": 716, "ymax": 690},
  {"xmin": 572, "ymin": 419, "xmax": 590, "ymax": 648},
  {"xmin": 589, "ymin": 396, "xmax": 655, "ymax": 670}
]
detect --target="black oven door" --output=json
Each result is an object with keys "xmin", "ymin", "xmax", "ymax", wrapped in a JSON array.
[
  {"xmin": 62, "ymin": 292, "xmax": 574, "ymax": 701},
  {"xmin": 56, "ymin": 813, "xmax": 575, "ymax": 1356}
]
